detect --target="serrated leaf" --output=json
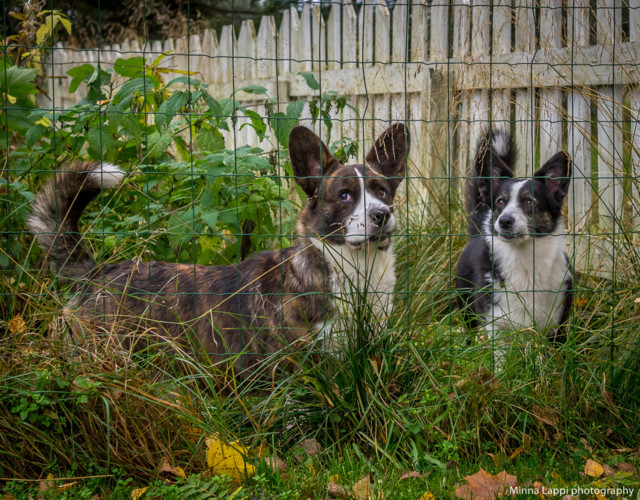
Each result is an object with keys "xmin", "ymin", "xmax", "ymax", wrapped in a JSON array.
[
  {"xmin": 87, "ymin": 125, "xmax": 114, "ymax": 154},
  {"xmin": 156, "ymin": 91, "xmax": 189, "ymax": 127},
  {"xmin": 203, "ymin": 94, "xmax": 222, "ymax": 117},
  {"xmin": 25, "ymin": 124, "xmax": 48, "ymax": 147},
  {"xmin": 201, "ymin": 210, "xmax": 219, "ymax": 231},
  {"xmin": 168, "ymin": 208, "xmax": 203, "ymax": 249},
  {"xmin": 196, "ymin": 127, "xmax": 225, "ymax": 152},
  {"xmin": 298, "ymin": 71, "xmax": 320, "ymax": 91},
  {"xmin": 145, "ymin": 130, "xmax": 172, "ymax": 159},
  {"xmin": 286, "ymin": 101, "xmax": 304, "ymax": 120},
  {"xmin": 1, "ymin": 65, "xmax": 38, "ymax": 98},
  {"xmin": 268, "ymin": 112, "xmax": 297, "ymax": 148}
]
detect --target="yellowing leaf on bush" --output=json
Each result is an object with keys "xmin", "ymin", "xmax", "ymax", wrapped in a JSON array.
[
  {"xmin": 584, "ymin": 459, "xmax": 604, "ymax": 478},
  {"xmin": 455, "ymin": 468, "xmax": 517, "ymax": 500},
  {"xmin": 206, "ymin": 436, "xmax": 255, "ymax": 484},
  {"xmin": 130, "ymin": 486, "xmax": 149, "ymax": 499}
]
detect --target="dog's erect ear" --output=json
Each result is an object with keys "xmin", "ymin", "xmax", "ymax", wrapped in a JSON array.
[
  {"xmin": 534, "ymin": 151, "xmax": 572, "ymax": 204},
  {"xmin": 475, "ymin": 141, "xmax": 514, "ymax": 194},
  {"xmin": 289, "ymin": 126, "xmax": 339, "ymax": 198},
  {"xmin": 366, "ymin": 123, "xmax": 410, "ymax": 190}
]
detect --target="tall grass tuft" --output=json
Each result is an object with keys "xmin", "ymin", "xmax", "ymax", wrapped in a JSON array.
[{"xmin": 1, "ymin": 195, "xmax": 639, "ymax": 481}]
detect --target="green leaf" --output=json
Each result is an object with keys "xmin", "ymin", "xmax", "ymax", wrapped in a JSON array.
[
  {"xmin": 168, "ymin": 208, "xmax": 203, "ymax": 249},
  {"xmin": 146, "ymin": 130, "xmax": 172, "ymax": 159},
  {"xmin": 1, "ymin": 65, "xmax": 38, "ymax": 98},
  {"xmin": 112, "ymin": 77, "xmax": 156, "ymax": 105},
  {"xmin": 167, "ymin": 76, "xmax": 201, "ymax": 87},
  {"xmin": 201, "ymin": 209, "xmax": 219, "ymax": 231},
  {"xmin": 203, "ymin": 94, "xmax": 222, "ymax": 117},
  {"xmin": 156, "ymin": 91, "xmax": 189, "ymax": 127},
  {"xmin": 25, "ymin": 124, "xmax": 48, "ymax": 148},
  {"xmin": 298, "ymin": 72, "xmax": 320, "ymax": 91},
  {"xmin": 87, "ymin": 125, "xmax": 115, "ymax": 155},
  {"xmin": 268, "ymin": 112, "xmax": 297, "ymax": 148},
  {"xmin": 67, "ymin": 64, "xmax": 95, "ymax": 93},
  {"xmin": 114, "ymin": 57, "xmax": 146, "ymax": 78},
  {"xmin": 196, "ymin": 127, "xmax": 225, "ymax": 152},
  {"xmin": 286, "ymin": 101, "xmax": 304, "ymax": 120},
  {"xmin": 242, "ymin": 110, "xmax": 267, "ymax": 139},
  {"xmin": 236, "ymin": 85, "xmax": 268, "ymax": 95}
]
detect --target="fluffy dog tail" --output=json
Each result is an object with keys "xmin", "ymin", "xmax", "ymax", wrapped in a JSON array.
[
  {"xmin": 466, "ymin": 130, "xmax": 516, "ymax": 232},
  {"xmin": 28, "ymin": 162, "xmax": 124, "ymax": 285}
]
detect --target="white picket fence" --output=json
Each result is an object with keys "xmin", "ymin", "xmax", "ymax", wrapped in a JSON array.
[{"xmin": 43, "ymin": 1, "xmax": 640, "ymax": 278}]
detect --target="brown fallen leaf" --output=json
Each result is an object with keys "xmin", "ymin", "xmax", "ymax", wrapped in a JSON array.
[
  {"xmin": 399, "ymin": 471, "xmax": 425, "ymax": 481},
  {"xmin": 300, "ymin": 438, "xmax": 322, "ymax": 456},
  {"xmin": 602, "ymin": 463, "xmax": 616, "ymax": 478},
  {"xmin": 294, "ymin": 438, "xmax": 322, "ymax": 462},
  {"xmin": 584, "ymin": 459, "xmax": 604, "ymax": 478},
  {"xmin": 616, "ymin": 462, "xmax": 636, "ymax": 474},
  {"xmin": 159, "ymin": 456, "xmax": 187, "ymax": 482},
  {"xmin": 327, "ymin": 481, "xmax": 350, "ymax": 499},
  {"xmin": 533, "ymin": 406, "xmax": 559, "ymax": 427},
  {"xmin": 264, "ymin": 455, "xmax": 288, "ymax": 477},
  {"xmin": 352, "ymin": 475, "xmax": 374, "ymax": 500},
  {"xmin": 455, "ymin": 468, "xmax": 517, "ymax": 500}
]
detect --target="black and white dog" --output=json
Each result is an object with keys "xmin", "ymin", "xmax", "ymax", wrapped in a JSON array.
[{"xmin": 456, "ymin": 131, "xmax": 573, "ymax": 360}]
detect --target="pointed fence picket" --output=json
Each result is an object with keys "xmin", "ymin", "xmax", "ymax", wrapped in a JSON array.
[{"xmin": 42, "ymin": 1, "xmax": 639, "ymax": 278}]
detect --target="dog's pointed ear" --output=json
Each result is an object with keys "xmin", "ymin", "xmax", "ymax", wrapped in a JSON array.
[
  {"xmin": 366, "ymin": 123, "xmax": 409, "ymax": 190},
  {"xmin": 289, "ymin": 126, "xmax": 339, "ymax": 198},
  {"xmin": 534, "ymin": 151, "xmax": 572, "ymax": 203}
]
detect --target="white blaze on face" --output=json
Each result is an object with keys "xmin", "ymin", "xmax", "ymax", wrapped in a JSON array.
[
  {"xmin": 494, "ymin": 180, "xmax": 529, "ymax": 238},
  {"xmin": 342, "ymin": 168, "xmax": 396, "ymax": 246}
]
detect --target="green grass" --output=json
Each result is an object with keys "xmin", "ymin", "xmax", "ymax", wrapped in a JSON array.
[{"xmin": 1, "ymin": 196, "xmax": 640, "ymax": 498}]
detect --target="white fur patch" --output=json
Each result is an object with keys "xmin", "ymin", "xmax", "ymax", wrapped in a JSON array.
[
  {"xmin": 89, "ymin": 163, "xmax": 124, "ymax": 189},
  {"xmin": 483, "ymin": 212, "xmax": 571, "ymax": 335},
  {"xmin": 342, "ymin": 168, "xmax": 396, "ymax": 246},
  {"xmin": 492, "ymin": 132, "xmax": 510, "ymax": 158},
  {"xmin": 494, "ymin": 180, "xmax": 529, "ymax": 237},
  {"xmin": 310, "ymin": 236, "xmax": 396, "ymax": 320}
]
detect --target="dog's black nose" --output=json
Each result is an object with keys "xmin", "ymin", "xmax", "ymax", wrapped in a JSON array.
[
  {"xmin": 370, "ymin": 208, "xmax": 390, "ymax": 226},
  {"xmin": 499, "ymin": 215, "xmax": 514, "ymax": 230}
]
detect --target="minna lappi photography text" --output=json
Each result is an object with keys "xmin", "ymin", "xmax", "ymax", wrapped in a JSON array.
[{"xmin": 511, "ymin": 485, "xmax": 637, "ymax": 498}]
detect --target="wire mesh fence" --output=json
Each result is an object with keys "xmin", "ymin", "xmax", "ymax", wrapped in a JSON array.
[{"xmin": 2, "ymin": 0, "xmax": 640, "ymax": 481}]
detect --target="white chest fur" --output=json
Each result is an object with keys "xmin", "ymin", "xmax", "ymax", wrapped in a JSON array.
[
  {"xmin": 483, "ymin": 229, "xmax": 571, "ymax": 335},
  {"xmin": 311, "ymin": 238, "xmax": 396, "ymax": 320}
]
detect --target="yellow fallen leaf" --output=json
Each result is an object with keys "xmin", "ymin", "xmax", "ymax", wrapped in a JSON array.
[
  {"xmin": 420, "ymin": 493, "xmax": 435, "ymax": 500},
  {"xmin": 352, "ymin": 475, "xmax": 373, "ymax": 500},
  {"xmin": 8, "ymin": 315, "xmax": 26, "ymax": 334},
  {"xmin": 173, "ymin": 466, "xmax": 187, "ymax": 479},
  {"xmin": 131, "ymin": 486, "xmax": 148, "ymax": 499},
  {"xmin": 206, "ymin": 436, "xmax": 255, "ymax": 484},
  {"xmin": 584, "ymin": 459, "xmax": 604, "ymax": 478}
]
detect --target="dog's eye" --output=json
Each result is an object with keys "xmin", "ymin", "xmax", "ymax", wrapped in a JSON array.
[
  {"xmin": 525, "ymin": 198, "xmax": 534, "ymax": 208},
  {"xmin": 496, "ymin": 198, "xmax": 506, "ymax": 208},
  {"xmin": 378, "ymin": 188, "xmax": 387, "ymax": 199},
  {"xmin": 339, "ymin": 191, "xmax": 352, "ymax": 202}
]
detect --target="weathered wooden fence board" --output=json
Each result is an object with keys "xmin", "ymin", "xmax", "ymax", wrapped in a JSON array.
[{"xmin": 42, "ymin": 1, "xmax": 639, "ymax": 277}]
